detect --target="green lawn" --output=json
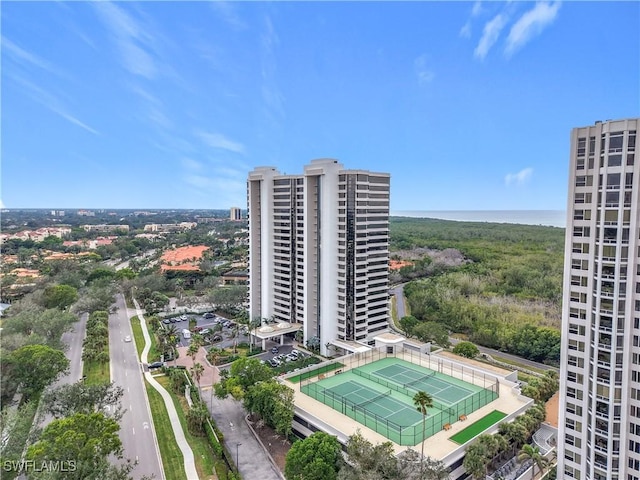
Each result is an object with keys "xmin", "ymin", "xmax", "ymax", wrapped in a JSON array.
[
  {"xmin": 145, "ymin": 378, "xmax": 187, "ymax": 480},
  {"xmin": 287, "ymin": 362, "xmax": 345, "ymax": 383},
  {"xmin": 130, "ymin": 315, "xmax": 162, "ymax": 362},
  {"xmin": 449, "ymin": 410, "xmax": 507, "ymax": 444},
  {"xmin": 156, "ymin": 376, "xmax": 217, "ymax": 480},
  {"xmin": 83, "ymin": 358, "xmax": 111, "ymax": 385},
  {"xmin": 130, "ymin": 316, "xmax": 146, "ymax": 358}
]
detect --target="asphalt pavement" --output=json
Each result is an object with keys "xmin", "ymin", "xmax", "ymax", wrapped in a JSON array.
[
  {"xmin": 205, "ymin": 394, "xmax": 283, "ymax": 480},
  {"xmin": 37, "ymin": 313, "xmax": 88, "ymax": 429},
  {"xmin": 110, "ymin": 294, "xmax": 164, "ymax": 480}
]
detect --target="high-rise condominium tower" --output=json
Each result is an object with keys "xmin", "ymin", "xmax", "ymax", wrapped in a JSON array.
[
  {"xmin": 230, "ymin": 207, "xmax": 242, "ymax": 221},
  {"xmin": 559, "ymin": 118, "xmax": 639, "ymax": 480},
  {"xmin": 247, "ymin": 159, "xmax": 390, "ymax": 356}
]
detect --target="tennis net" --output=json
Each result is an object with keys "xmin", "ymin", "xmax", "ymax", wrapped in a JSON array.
[
  {"xmin": 404, "ymin": 370, "xmax": 436, "ymax": 389},
  {"xmin": 353, "ymin": 390, "xmax": 392, "ymax": 411}
]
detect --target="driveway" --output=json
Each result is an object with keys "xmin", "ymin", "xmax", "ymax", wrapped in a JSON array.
[{"xmin": 205, "ymin": 393, "xmax": 282, "ymax": 480}]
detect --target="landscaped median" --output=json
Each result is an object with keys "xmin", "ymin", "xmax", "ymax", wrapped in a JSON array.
[
  {"xmin": 449, "ymin": 410, "xmax": 507, "ymax": 444},
  {"xmin": 82, "ymin": 310, "xmax": 111, "ymax": 385}
]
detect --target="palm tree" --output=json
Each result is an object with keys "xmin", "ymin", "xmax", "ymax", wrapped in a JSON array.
[
  {"xmin": 190, "ymin": 362, "xmax": 205, "ymax": 399},
  {"xmin": 518, "ymin": 444, "xmax": 549, "ymax": 479},
  {"xmin": 188, "ymin": 334, "xmax": 204, "ymax": 365},
  {"xmin": 413, "ymin": 391, "xmax": 434, "ymax": 477}
]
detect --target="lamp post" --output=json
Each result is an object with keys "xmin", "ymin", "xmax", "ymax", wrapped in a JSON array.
[{"xmin": 236, "ymin": 442, "xmax": 242, "ymax": 472}]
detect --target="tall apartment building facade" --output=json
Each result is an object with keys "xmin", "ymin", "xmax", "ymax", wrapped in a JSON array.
[
  {"xmin": 230, "ymin": 207, "xmax": 242, "ymax": 221},
  {"xmin": 248, "ymin": 159, "xmax": 390, "ymax": 356},
  {"xmin": 559, "ymin": 118, "xmax": 639, "ymax": 480}
]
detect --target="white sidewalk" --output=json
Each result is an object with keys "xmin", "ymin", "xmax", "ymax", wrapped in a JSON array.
[{"xmin": 133, "ymin": 299, "xmax": 200, "ymax": 480}]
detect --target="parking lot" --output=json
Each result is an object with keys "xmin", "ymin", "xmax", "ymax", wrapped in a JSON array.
[
  {"xmin": 161, "ymin": 312, "xmax": 250, "ymax": 349},
  {"xmin": 159, "ymin": 312, "xmax": 311, "ymax": 372}
]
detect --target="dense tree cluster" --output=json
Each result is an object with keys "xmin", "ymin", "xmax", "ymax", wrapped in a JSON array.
[{"xmin": 284, "ymin": 430, "xmax": 450, "ymax": 480}]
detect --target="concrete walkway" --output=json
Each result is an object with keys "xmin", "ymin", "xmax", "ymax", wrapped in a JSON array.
[{"xmin": 133, "ymin": 299, "xmax": 200, "ymax": 480}]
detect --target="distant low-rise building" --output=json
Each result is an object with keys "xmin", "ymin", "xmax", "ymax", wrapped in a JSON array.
[
  {"xmin": 221, "ymin": 270, "xmax": 248, "ymax": 285},
  {"xmin": 143, "ymin": 222, "xmax": 196, "ymax": 233},
  {"xmin": 77, "ymin": 210, "xmax": 95, "ymax": 216},
  {"xmin": 0, "ymin": 227, "xmax": 71, "ymax": 243},
  {"xmin": 82, "ymin": 224, "xmax": 129, "ymax": 233}
]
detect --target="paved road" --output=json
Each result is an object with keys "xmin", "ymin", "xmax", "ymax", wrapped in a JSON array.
[
  {"xmin": 38, "ymin": 313, "xmax": 88, "ymax": 429},
  {"xmin": 391, "ymin": 284, "xmax": 408, "ymax": 320},
  {"xmin": 205, "ymin": 394, "xmax": 282, "ymax": 480},
  {"xmin": 109, "ymin": 294, "xmax": 163, "ymax": 480}
]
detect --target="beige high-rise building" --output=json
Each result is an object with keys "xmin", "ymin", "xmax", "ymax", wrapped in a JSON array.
[
  {"xmin": 247, "ymin": 159, "xmax": 390, "ymax": 356},
  {"xmin": 559, "ymin": 118, "xmax": 639, "ymax": 480},
  {"xmin": 230, "ymin": 207, "xmax": 242, "ymax": 221}
]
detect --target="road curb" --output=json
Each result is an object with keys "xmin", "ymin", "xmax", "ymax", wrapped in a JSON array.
[{"xmin": 243, "ymin": 414, "xmax": 286, "ymax": 480}]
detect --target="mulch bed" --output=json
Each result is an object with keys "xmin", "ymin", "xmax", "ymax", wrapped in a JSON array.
[{"xmin": 248, "ymin": 415, "xmax": 292, "ymax": 472}]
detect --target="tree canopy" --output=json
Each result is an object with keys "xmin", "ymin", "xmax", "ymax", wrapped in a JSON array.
[
  {"xmin": 8, "ymin": 344, "xmax": 69, "ymax": 399},
  {"xmin": 285, "ymin": 432, "xmax": 342, "ymax": 480}
]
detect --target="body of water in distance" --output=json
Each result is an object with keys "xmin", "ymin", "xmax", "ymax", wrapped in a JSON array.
[{"xmin": 391, "ymin": 210, "xmax": 566, "ymax": 228}]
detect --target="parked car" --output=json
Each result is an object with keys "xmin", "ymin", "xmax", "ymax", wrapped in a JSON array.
[
  {"xmin": 203, "ymin": 312, "xmax": 215, "ymax": 319},
  {"xmin": 211, "ymin": 335, "xmax": 222, "ymax": 342},
  {"xmin": 169, "ymin": 318, "xmax": 177, "ymax": 323},
  {"xmin": 182, "ymin": 329, "xmax": 191, "ymax": 339},
  {"xmin": 223, "ymin": 321, "xmax": 231, "ymax": 328},
  {"xmin": 162, "ymin": 318, "xmax": 171, "ymax": 324},
  {"xmin": 271, "ymin": 347, "xmax": 279, "ymax": 354},
  {"xmin": 192, "ymin": 326, "xmax": 203, "ymax": 333},
  {"xmin": 180, "ymin": 314, "xmax": 188, "ymax": 321},
  {"xmin": 200, "ymin": 328, "xmax": 211, "ymax": 335},
  {"xmin": 148, "ymin": 361, "xmax": 164, "ymax": 369},
  {"xmin": 124, "ymin": 335, "xmax": 132, "ymax": 342},
  {"xmin": 269, "ymin": 359, "xmax": 281, "ymax": 367}
]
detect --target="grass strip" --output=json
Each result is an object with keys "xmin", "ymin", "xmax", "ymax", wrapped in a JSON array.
[
  {"xmin": 287, "ymin": 362, "xmax": 345, "ymax": 383},
  {"xmin": 145, "ymin": 377, "xmax": 187, "ymax": 480},
  {"xmin": 449, "ymin": 410, "xmax": 507, "ymax": 444},
  {"xmin": 83, "ymin": 358, "xmax": 110, "ymax": 385},
  {"xmin": 156, "ymin": 376, "xmax": 217, "ymax": 479},
  {"xmin": 130, "ymin": 316, "xmax": 145, "ymax": 358}
]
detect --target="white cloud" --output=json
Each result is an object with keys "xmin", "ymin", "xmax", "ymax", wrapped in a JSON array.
[
  {"xmin": 414, "ymin": 54, "xmax": 435, "ymax": 84},
  {"xmin": 93, "ymin": 2, "xmax": 157, "ymax": 79},
  {"xmin": 472, "ymin": 1, "xmax": 483, "ymax": 16},
  {"xmin": 1, "ymin": 36, "xmax": 66, "ymax": 77},
  {"xmin": 181, "ymin": 158, "xmax": 203, "ymax": 171},
  {"xmin": 196, "ymin": 131, "xmax": 246, "ymax": 155},
  {"xmin": 0, "ymin": 199, "xmax": 5, "ymax": 209},
  {"xmin": 505, "ymin": 2, "xmax": 560, "ymax": 57},
  {"xmin": 210, "ymin": 1, "xmax": 247, "ymax": 30},
  {"xmin": 9, "ymin": 74, "xmax": 99, "ymax": 135},
  {"xmin": 474, "ymin": 13, "xmax": 508, "ymax": 60},
  {"xmin": 459, "ymin": 22, "xmax": 472, "ymax": 39},
  {"xmin": 505, "ymin": 167, "xmax": 534, "ymax": 186}
]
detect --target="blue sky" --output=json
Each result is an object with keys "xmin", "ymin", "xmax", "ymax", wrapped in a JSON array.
[{"xmin": 2, "ymin": 1, "xmax": 638, "ymax": 211}]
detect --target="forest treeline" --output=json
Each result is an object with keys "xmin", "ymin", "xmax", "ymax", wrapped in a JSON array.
[{"xmin": 391, "ymin": 217, "xmax": 565, "ymax": 365}]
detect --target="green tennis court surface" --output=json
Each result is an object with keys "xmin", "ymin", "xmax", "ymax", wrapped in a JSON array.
[
  {"xmin": 300, "ymin": 357, "xmax": 499, "ymax": 446},
  {"xmin": 449, "ymin": 410, "xmax": 507, "ymax": 444}
]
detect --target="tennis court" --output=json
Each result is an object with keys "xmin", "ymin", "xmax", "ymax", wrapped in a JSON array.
[
  {"xmin": 300, "ymin": 356, "xmax": 499, "ymax": 446},
  {"xmin": 372, "ymin": 363, "xmax": 474, "ymax": 405},
  {"xmin": 329, "ymin": 380, "xmax": 423, "ymax": 428}
]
